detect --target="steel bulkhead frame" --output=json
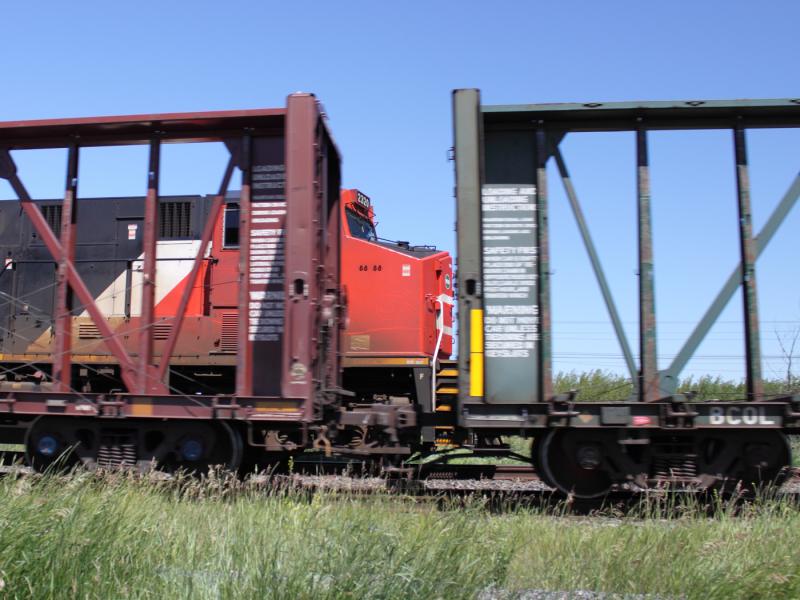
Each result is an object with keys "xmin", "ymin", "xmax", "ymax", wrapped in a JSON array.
[
  {"xmin": 661, "ymin": 174, "xmax": 800, "ymax": 393},
  {"xmin": 0, "ymin": 108, "xmax": 287, "ymax": 396},
  {"xmin": 636, "ymin": 124, "xmax": 659, "ymax": 403},
  {"xmin": 320, "ymin": 125, "xmax": 343, "ymax": 399},
  {"xmin": 550, "ymin": 146, "xmax": 637, "ymax": 379},
  {"xmin": 535, "ymin": 126, "xmax": 553, "ymax": 401},
  {"xmin": 452, "ymin": 89, "xmax": 485, "ymax": 418},
  {"xmin": 0, "ymin": 108, "xmax": 286, "ymax": 148},
  {"xmin": 282, "ymin": 93, "xmax": 325, "ymax": 420},
  {"xmin": 139, "ymin": 138, "xmax": 162, "ymax": 394},
  {"xmin": 0, "ymin": 150, "xmax": 141, "ymax": 392},
  {"xmin": 236, "ymin": 133, "xmax": 254, "ymax": 396},
  {"xmin": 733, "ymin": 122, "xmax": 764, "ymax": 401},
  {"xmin": 457, "ymin": 94, "xmax": 800, "ymax": 416},
  {"xmin": 481, "ymin": 99, "xmax": 800, "ymax": 132},
  {"xmin": 156, "ymin": 153, "xmax": 237, "ymax": 383}
]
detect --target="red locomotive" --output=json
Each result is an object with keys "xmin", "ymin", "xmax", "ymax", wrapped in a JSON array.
[
  {"xmin": 338, "ymin": 189, "xmax": 453, "ymax": 395},
  {"xmin": 0, "ymin": 188, "xmax": 452, "ymax": 396}
]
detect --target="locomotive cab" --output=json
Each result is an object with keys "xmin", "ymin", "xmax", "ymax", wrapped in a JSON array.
[{"xmin": 340, "ymin": 189, "xmax": 454, "ymax": 409}]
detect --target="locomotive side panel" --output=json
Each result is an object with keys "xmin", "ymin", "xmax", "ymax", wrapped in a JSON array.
[
  {"xmin": 340, "ymin": 190, "xmax": 454, "ymax": 361},
  {"xmin": 0, "ymin": 195, "xmax": 242, "ymax": 391}
]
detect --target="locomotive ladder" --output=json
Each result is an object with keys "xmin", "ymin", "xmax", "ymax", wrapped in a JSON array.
[{"xmin": 434, "ymin": 359, "xmax": 459, "ymax": 448}]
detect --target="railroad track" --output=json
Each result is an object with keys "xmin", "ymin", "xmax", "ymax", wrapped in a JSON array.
[
  {"xmin": 2, "ymin": 457, "xmax": 800, "ymax": 503},
  {"xmin": 415, "ymin": 463, "xmax": 539, "ymax": 481},
  {"xmin": 285, "ymin": 463, "xmax": 800, "ymax": 499}
]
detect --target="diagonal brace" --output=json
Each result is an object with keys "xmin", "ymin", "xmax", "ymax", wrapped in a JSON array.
[
  {"xmin": 552, "ymin": 144, "xmax": 637, "ymax": 380},
  {"xmin": 661, "ymin": 171, "xmax": 800, "ymax": 393},
  {"xmin": 156, "ymin": 152, "xmax": 237, "ymax": 381},
  {"xmin": 0, "ymin": 148, "xmax": 140, "ymax": 392}
]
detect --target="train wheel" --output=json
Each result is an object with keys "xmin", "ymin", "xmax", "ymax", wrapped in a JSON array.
[
  {"xmin": 696, "ymin": 430, "xmax": 790, "ymax": 492},
  {"xmin": 537, "ymin": 429, "xmax": 616, "ymax": 499},
  {"xmin": 137, "ymin": 421, "xmax": 242, "ymax": 475},
  {"xmin": 25, "ymin": 418, "xmax": 243, "ymax": 475},
  {"xmin": 25, "ymin": 417, "xmax": 97, "ymax": 472}
]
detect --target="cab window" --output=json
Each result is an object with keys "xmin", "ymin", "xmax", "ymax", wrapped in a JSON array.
[
  {"xmin": 346, "ymin": 209, "xmax": 377, "ymax": 241},
  {"xmin": 223, "ymin": 203, "xmax": 240, "ymax": 248}
]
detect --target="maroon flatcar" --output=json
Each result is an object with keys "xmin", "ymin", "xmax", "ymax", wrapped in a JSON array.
[{"xmin": 0, "ymin": 94, "xmax": 454, "ymax": 471}]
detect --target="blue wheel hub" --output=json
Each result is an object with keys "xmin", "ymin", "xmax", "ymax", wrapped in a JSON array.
[
  {"xmin": 179, "ymin": 439, "xmax": 204, "ymax": 462},
  {"xmin": 36, "ymin": 435, "xmax": 59, "ymax": 457}
]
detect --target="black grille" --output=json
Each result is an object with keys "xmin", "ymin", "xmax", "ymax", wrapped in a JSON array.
[
  {"xmin": 40, "ymin": 204, "xmax": 63, "ymax": 238},
  {"xmin": 159, "ymin": 201, "xmax": 192, "ymax": 239}
]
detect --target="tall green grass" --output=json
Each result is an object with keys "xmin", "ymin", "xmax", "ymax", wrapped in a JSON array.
[
  {"xmin": 504, "ymin": 493, "xmax": 800, "ymax": 599},
  {"xmin": 0, "ymin": 472, "xmax": 511, "ymax": 599},
  {"xmin": 0, "ymin": 472, "xmax": 797, "ymax": 599}
]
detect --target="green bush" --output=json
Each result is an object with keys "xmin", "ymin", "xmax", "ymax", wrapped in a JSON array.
[{"xmin": 554, "ymin": 370, "xmax": 797, "ymax": 402}]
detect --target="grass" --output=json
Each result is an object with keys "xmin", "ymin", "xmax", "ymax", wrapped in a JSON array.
[
  {"xmin": 0, "ymin": 471, "xmax": 511, "ymax": 599},
  {"xmin": 0, "ymin": 471, "xmax": 798, "ymax": 599},
  {"xmin": 503, "ymin": 494, "xmax": 800, "ymax": 599}
]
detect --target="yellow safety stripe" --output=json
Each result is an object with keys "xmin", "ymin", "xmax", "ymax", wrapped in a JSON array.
[
  {"xmin": 469, "ymin": 309, "xmax": 484, "ymax": 397},
  {"xmin": 341, "ymin": 356, "xmax": 430, "ymax": 367}
]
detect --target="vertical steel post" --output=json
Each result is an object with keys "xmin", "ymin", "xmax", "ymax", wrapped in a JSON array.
[
  {"xmin": 282, "ymin": 93, "xmax": 320, "ymax": 413},
  {"xmin": 660, "ymin": 172, "xmax": 800, "ymax": 392},
  {"xmin": 321, "ymin": 135, "xmax": 342, "ymax": 402},
  {"xmin": 452, "ymin": 89, "xmax": 484, "ymax": 408},
  {"xmin": 535, "ymin": 125, "xmax": 552, "ymax": 401},
  {"xmin": 139, "ymin": 138, "xmax": 161, "ymax": 394},
  {"xmin": 236, "ymin": 132, "xmax": 253, "ymax": 397},
  {"xmin": 637, "ymin": 123, "xmax": 659, "ymax": 402},
  {"xmin": 53, "ymin": 142, "xmax": 79, "ymax": 392},
  {"xmin": 733, "ymin": 122, "xmax": 764, "ymax": 401}
]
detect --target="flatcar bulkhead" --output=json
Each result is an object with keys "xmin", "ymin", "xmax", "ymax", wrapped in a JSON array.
[
  {"xmin": 451, "ymin": 89, "xmax": 800, "ymax": 497},
  {"xmin": 0, "ymin": 94, "xmax": 455, "ymax": 473}
]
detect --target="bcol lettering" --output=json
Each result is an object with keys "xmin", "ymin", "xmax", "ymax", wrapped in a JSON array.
[{"xmin": 708, "ymin": 406, "xmax": 777, "ymax": 426}]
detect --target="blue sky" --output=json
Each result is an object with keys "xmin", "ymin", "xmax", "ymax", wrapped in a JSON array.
[{"xmin": 1, "ymin": 1, "xmax": 799, "ymax": 383}]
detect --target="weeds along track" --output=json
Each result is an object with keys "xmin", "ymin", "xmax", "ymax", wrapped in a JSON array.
[
  {"xmin": 5, "ymin": 461, "xmax": 800, "ymax": 515},
  {"xmin": 280, "ymin": 465, "xmax": 800, "ymax": 507}
]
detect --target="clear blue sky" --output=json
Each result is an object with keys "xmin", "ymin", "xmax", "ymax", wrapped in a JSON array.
[{"xmin": 2, "ymin": 1, "xmax": 799, "ymax": 383}]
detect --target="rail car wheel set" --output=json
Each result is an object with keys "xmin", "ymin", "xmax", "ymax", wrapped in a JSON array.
[{"xmin": 0, "ymin": 91, "xmax": 798, "ymax": 498}]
